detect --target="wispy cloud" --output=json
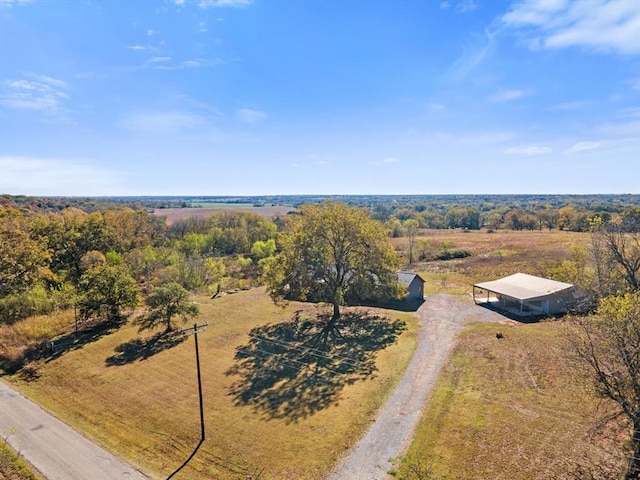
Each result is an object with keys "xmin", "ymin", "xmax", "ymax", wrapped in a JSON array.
[
  {"xmin": 502, "ymin": 0, "xmax": 640, "ymax": 55},
  {"xmin": 448, "ymin": 28, "xmax": 497, "ymax": 82},
  {"xmin": 197, "ymin": 0, "xmax": 253, "ymax": 8},
  {"xmin": 0, "ymin": 0, "xmax": 34, "ymax": 7},
  {"xmin": 146, "ymin": 56, "xmax": 172, "ymax": 64},
  {"xmin": 489, "ymin": 88, "xmax": 531, "ymax": 102},
  {"xmin": 550, "ymin": 101, "xmax": 588, "ymax": 111},
  {"xmin": 127, "ymin": 45, "xmax": 151, "ymax": 52},
  {"xmin": 457, "ymin": 0, "xmax": 477, "ymax": 13},
  {"xmin": 505, "ymin": 145, "xmax": 552, "ymax": 155},
  {"xmin": 1, "ymin": 74, "xmax": 69, "ymax": 115},
  {"xmin": 235, "ymin": 108, "xmax": 266, "ymax": 123},
  {"xmin": 119, "ymin": 110, "xmax": 218, "ymax": 136},
  {"xmin": 371, "ymin": 156, "xmax": 400, "ymax": 166},
  {"xmin": 0, "ymin": 156, "xmax": 125, "ymax": 196},
  {"xmin": 564, "ymin": 141, "xmax": 601, "ymax": 154},
  {"xmin": 440, "ymin": 1, "xmax": 450, "ymax": 9}
]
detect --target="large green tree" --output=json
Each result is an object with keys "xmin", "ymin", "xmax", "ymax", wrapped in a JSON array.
[
  {"xmin": 136, "ymin": 282, "xmax": 198, "ymax": 333},
  {"xmin": 262, "ymin": 201, "xmax": 401, "ymax": 323},
  {"xmin": 78, "ymin": 263, "xmax": 140, "ymax": 321}
]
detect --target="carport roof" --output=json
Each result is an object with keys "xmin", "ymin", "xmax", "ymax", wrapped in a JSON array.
[{"xmin": 473, "ymin": 273, "xmax": 573, "ymax": 301}]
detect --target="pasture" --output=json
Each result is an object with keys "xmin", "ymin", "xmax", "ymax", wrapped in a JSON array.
[
  {"xmin": 392, "ymin": 321, "xmax": 625, "ymax": 479},
  {"xmin": 152, "ymin": 205, "xmax": 295, "ymax": 225},
  {"xmin": 5, "ymin": 288, "xmax": 417, "ymax": 479}
]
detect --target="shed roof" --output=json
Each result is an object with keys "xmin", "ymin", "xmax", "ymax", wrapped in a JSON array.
[
  {"xmin": 397, "ymin": 272, "xmax": 424, "ymax": 287},
  {"xmin": 473, "ymin": 273, "xmax": 573, "ymax": 301}
]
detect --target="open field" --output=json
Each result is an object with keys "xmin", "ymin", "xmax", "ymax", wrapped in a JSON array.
[
  {"xmin": 152, "ymin": 205, "xmax": 295, "ymax": 225},
  {"xmin": 4, "ymin": 288, "xmax": 417, "ymax": 479},
  {"xmin": 392, "ymin": 229, "xmax": 587, "ymax": 295},
  {"xmin": 392, "ymin": 321, "xmax": 625, "ymax": 479}
]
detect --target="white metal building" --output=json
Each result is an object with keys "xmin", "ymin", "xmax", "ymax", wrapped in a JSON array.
[{"xmin": 472, "ymin": 273, "xmax": 574, "ymax": 316}]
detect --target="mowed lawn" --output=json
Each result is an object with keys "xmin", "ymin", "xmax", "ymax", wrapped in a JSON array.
[
  {"xmin": 393, "ymin": 321, "xmax": 625, "ymax": 480},
  {"xmin": 7, "ymin": 288, "xmax": 417, "ymax": 479}
]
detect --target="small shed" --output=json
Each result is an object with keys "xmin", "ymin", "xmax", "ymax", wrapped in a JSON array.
[
  {"xmin": 397, "ymin": 272, "xmax": 425, "ymax": 301},
  {"xmin": 472, "ymin": 273, "xmax": 574, "ymax": 316}
]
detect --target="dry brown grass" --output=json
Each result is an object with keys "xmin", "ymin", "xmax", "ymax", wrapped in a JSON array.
[
  {"xmin": 393, "ymin": 321, "xmax": 626, "ymax": 479},
  {"xmin": 0, "ymin": 311, "xmax": 75, "ymax": 371},
  {"xmin": 392, "ymin": 229, "xmax": 588, "ymax": 295},
  {"xmin": 7, "ymin": 288, "xmax": 417, "ymax": 479}
]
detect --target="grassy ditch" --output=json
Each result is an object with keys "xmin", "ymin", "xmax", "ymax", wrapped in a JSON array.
[
  {"xmin": 0, "ymin": 441, "xmax": 41, "ymax": 480},
  {"xmin": 6, "ymin": 287, "xmax": 417, "ymax": 479},
  {"xmin": 392, "ymin": 321, "xmax": 625, "ymax": 480}
]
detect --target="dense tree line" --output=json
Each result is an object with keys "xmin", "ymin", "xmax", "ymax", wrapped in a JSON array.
[{"xmin": 0, "ymin": 206, "xmax": 277, "ymax": 324}]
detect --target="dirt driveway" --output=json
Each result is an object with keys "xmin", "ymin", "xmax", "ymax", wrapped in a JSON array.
[{"xmin": 326, "ymin": 293, "xmax": 507, "ymax": 480}]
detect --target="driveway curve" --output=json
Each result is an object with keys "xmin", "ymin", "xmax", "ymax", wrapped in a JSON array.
[
  {"xmin": 326, "ymin": 293, "xmax": 506, "ymax": 480},
  {"xmin": 0, "ymin": 380, "xmax": 149, "ymax": 480}
]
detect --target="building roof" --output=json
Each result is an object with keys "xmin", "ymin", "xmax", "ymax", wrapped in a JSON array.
[
  {"xmin": 473, "ymin": 273, "xmax": 573, "ymax": 301},
  {"xmin": 397, "ymin": 272, "xmax": 424, "ymax": 287}
]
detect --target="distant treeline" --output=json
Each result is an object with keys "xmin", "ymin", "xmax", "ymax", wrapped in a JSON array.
[{"xmin": 2, "ymin": 194, "xmax": 639, "ymax": 232}]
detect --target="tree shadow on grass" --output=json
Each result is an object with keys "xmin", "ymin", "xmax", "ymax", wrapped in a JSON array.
[
  {"xmin": 105, "ymin": 330, "xmax": 187, "ymax": 366},
  {"xmin": 225, "ymin": 310, "xmax": 407, "ymax": 422}
]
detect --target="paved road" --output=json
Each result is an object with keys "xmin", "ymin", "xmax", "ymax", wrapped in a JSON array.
[
  {"xmin": 0, "ymin": 380, "xmax": 149, "ymax": 480},
  {"xmin": 326, "ymin": 294, "xmax": 505, "ymax": 480}
]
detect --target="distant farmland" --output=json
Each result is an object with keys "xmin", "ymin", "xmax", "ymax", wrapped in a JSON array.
[{"xmin": 152, "ymin": 205, "xmax": 295, "ymax": 225}]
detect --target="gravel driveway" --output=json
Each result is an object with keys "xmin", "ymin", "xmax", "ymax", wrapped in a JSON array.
[{"xmin": 326, "ymin": 293, "xmax": 506, "ymax": 480}]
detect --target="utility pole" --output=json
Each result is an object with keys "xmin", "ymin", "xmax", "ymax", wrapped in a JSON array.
[{"xmin": 166, "ymin": 321, "xmax": 208, "ymax": 480}]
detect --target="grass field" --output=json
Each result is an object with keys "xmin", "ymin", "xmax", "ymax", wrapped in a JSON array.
[
  {"xmin": 392, "ymin": 321, "xmax": 626, "ymax": 480},
  {"xmin": 0, "ymin": 442, "xmax": 41, "ymax": 480},
  {"xmin": 152, "ymin": 205, "xmax": 295, "ymax": 225},
  {"xmin": 5, "ymin": 288, "xmax": 417, "ymax": 479},
  {"xmin": 392, "ymin": 229, "xmax": 587, "ymax": 295}
]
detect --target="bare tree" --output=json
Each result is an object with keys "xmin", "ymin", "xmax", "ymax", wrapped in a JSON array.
[
  {"xmin": 591, "ymin": 216, "xmax": 640, "ymax": 294},
  {"xmin": 572, "ymin": 292, "xmax": 640, "ymax": 479}
]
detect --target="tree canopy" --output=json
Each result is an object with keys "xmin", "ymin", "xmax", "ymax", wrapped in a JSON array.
[
  {"xmin": 136, "ymin": 282, "xmax": 199, "ymax": 333},
  {"xmin": 262, "ymin": 201, "xmax": 400, "ymax": 321}
]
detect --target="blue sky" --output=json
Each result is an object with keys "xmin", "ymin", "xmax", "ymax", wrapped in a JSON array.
[{"xmin": 0, "ymin": 0, "xmax": 638, "ymax": 196}]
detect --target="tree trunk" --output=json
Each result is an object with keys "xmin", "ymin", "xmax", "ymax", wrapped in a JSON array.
[
  {"xmin": 332, "ymin": 302, "xmax": 340, "ymax": 321},
  {"xmin": 627, "ymin": 418, "xmax": 640, "ymax": 480}
]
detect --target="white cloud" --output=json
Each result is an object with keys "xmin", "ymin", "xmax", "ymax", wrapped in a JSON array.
[
  {"xmin": 371, "ymin": 156, "xmax": 400, "ymax": 166},
  {"xmin": 564, "ymin": 141, "xmax": 601, "ymax": 154},
  {"xmin": 457, "ymin": 0, "xmax": 478, "ymax": 13},
  {"xmin": 448, "ymin": 28, "xmax": 497, "ymax": 81},
  {"xmin": 119, "ymin": 111, "xmax": 215, "ymax": 136},
  {"xmin": 235, "ymin": 108, "xmax": 266, "ymax": 123},
  {"xmin": 440, "ymin": 1, "xmax": 450, "ymax": 9},
  {"xmin": 198, "ymin": 0, "xmax": 253, "ymax": 8},
  {"xmin": 0, "ymin": 156, "xmax": 125, "ymax": 196},
  {"xmin": 127, "ymin": 45, "xmax": 148, "ymax": 51},
  {"xmin": 147, "ymin": 29, "xmax": 157, "ymax": 36},
  {"xmin": 489, "ymin": 89, "xmax": 531, "ymax": 102},
  {"xmin": 1, "ymin": 74, "xmax": 69, "ymax": 114},
  {"xmin": 505, "ymin": 145, "xmax": 553, "ymax": 155},
  {"xmin": 502, "ymin": 0, "xmax": 640, "ymax": 55},
  {"xmin": 0, "ymin": 0, "xmax": 33, "ymax": 7},
  {"xmin": 147, "ymin": 56, "xmax": 172, "ymax": 63},
  {"xmin": 550, "ymin": 101, "xmax": 588, "ymax": 110}
]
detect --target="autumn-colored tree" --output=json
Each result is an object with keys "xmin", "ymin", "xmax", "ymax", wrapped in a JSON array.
[
  {"xmin": 77, "ymin": 263, "xmax": 140, "ymax": 321},
  {"xmin": 573, "ymin": 293, "xmax": 640, "ymax": 479},
  {"xmin": 262, "ymin": 201, "xmax": 401, "ymax": 324}
]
